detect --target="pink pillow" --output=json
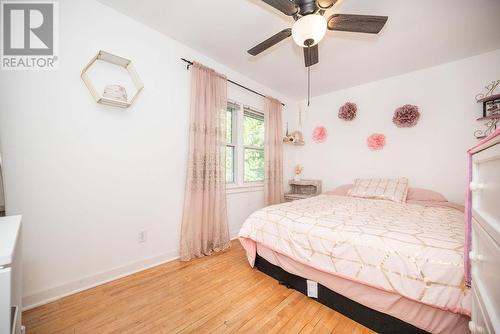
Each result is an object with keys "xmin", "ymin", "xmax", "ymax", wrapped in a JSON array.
[
  {"xmin": 406, "ymin": 188, "xmax": 447, "ymax": 202},
  {"xmin": 325, "ymin": 184, "xmax": 353, "ymax": 196},
  {"xmin": 328, "ymin": 185, "xmax": 447, "ymax": 202}
]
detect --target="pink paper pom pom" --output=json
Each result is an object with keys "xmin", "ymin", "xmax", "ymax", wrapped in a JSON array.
[
  {"xmin": 367, "ymin": 133, "xmax": 386, "ymax": 150},
  {"xmin": 393, "ymin": 104, "xmax": 420, "ymax": 128},
  {"xmin": 338, "ymin": 102, "xmax": 357, "ymax": 121},
  {"xmin": 312, "ymin": 126, "xmax": 328, "ymax": 143}
]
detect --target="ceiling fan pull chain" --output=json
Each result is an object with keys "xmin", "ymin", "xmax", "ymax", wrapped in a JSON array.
[
  {"xmin": 307, "ymin": 45, "xmax": 311, "ymax": 106},
  {"xmin": 307, "ymin": 66, "xmax": 311, "ymax": 106}
]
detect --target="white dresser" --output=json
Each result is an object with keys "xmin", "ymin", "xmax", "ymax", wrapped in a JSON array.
[
  {"xmin": 0, "ymin": 215, "xmax": 23, "ymax": 334},
  {"xmin": 469, "ymin": 137, "xmax": 500, "ymax": 334}
]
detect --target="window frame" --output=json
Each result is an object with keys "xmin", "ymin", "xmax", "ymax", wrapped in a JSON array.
[
  {"xmin": 225, "ymin": 102, "xmax": 238, "ymax": 185},
  {"xmin": 225, "ymin": 100, "xmax": 265, "ymax": 192}
]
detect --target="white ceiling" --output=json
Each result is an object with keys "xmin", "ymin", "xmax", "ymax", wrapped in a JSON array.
[{"xmin": 98, "ymin": 0, "xmax": 500, "ymax": 100}]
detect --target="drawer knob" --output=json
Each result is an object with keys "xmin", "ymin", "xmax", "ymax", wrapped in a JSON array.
[
  {"xmin": 469, "ymin": 182, "xmax": 484, "ymax": 192},
  {"xmin": 469, "ymin": 251, "xmax": 484, "ymax": 262},
  {"xmin": 469, "ymin": 321, "xmax": 485, "ymax": 334}
]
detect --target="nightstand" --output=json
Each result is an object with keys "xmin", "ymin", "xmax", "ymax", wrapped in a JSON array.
[{"xmin": 284, "ymin": 179, "xmax": 322, "ymax": 202}]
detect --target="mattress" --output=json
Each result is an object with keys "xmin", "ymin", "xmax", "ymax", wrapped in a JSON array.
[{"xmin": 239, "ymin": 194, "xmax": 471, "ymax": 333}]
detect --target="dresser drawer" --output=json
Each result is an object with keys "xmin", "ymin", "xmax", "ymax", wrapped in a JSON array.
[
  {"xmin": 471, "ymin": 220, "xmax": 500, "ymax": 334},
  {"xmin": 471, "ymin": 143, "xmax": 500, "ymax": 244}
]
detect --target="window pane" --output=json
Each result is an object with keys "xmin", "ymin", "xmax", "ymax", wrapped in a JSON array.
[
  {"xmin": 226, "ymin": 146, "xmax": 234, "ymax": 183},
  {"xmin": 244, "ymin": 148, "xmax": 264, "ymax": 182},
  {"xmin": 226, "ymin": 110, "xmax": 232, "ymax": 144},
  {"xmin": 244, "ymin": 112, "xmax": 264, "ymax": 148}
]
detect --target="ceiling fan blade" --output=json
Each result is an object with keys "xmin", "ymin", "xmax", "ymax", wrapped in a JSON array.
[
  {"xmin": 327, "ymin": 14, "xmax": 388, "ymax": 34},
  {"xmin": 303, "ymin": 44, "xmax": 319, "ymax": 67},
  {"xmin": 248, "ymin": 28, "xmax": 292, "ymax": 56},
  {"xmin": 316, "ymin": 0, "xmax": 337, "ymax": 10},
  {"xmin": 262, "ymin": 0, "xmax": 298, "ymax": 16}
]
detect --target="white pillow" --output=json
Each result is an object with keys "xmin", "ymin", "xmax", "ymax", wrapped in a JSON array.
[{"xmin": 348, "ymin": 177, "xmax": 409, "ymax": 203}]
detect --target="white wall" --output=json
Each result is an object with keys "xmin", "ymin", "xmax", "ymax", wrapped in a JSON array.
[
  {"xmin": 0, "ymin": 0, "xmax": 295, "ymax": 309},
  {"xmin": 0, "ymin": 143, "xmax": 4, "ymax": 211},
  {"xmin": 283, "ymin": 49, "xmax": 500, "ymax": 203},
  {"xmin": 0, "ymin": 167, "xmax": 4, "ymax": 211}
]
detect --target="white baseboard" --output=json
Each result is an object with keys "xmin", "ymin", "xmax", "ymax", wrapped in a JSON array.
[
  {"xmin": 23, "ymin": 233, "xmax": 242, "ymax": 311},
  {"xmin": 22, "ymin": 249, "xmax": 179, "ymax": 311}
]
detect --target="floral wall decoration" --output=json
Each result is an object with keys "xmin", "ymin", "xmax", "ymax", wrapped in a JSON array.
[
  {"xmin": 367, "ymin": 133, "xmax": 386, "ymax": 150},
  {"xmin": 338, "ymin": 102, "xmax": 357, "ymax": 121},
  {"xmin": 393, "ymin": 104, "xmax": 420, "ymax": 128},
  {"xmin": 312, "ymin": 126, "xmax": 328, "ymax": 143}
]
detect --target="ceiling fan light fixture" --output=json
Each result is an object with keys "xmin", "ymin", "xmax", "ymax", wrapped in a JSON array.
[{"xmin": 291, "ymin": 14, "xmax": 327, "ymax": 47}]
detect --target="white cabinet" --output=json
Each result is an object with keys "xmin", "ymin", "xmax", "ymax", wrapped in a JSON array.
[
  {"xmin": 469, "ymin": 139, "xmax": 500, "ymax": 334},
  {"xmin": 0, "ymin": 216, "xmax": 22, "ymax": 334}
]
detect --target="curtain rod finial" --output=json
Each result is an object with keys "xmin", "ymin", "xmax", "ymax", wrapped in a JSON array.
[{"xmin": 181, "ymin": 58, "xmax": 193, "ymax": 70}]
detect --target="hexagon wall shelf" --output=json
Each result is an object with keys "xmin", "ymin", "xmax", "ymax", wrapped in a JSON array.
[{"xmin": 81, "ymin": 50, "xmax": 144, "ymax": 108}]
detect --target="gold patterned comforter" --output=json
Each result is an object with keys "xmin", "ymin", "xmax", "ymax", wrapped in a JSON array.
[{"xmin": 238, "ymin": 195, "xmax": 470, "ymax": 314}]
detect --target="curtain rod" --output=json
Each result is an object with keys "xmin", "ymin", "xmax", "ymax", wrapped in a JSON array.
[{"xmin": 180, "ymin": 58, "xmax": 285, "ymax": 107}]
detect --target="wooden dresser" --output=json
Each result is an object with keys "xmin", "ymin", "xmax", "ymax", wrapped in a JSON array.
[{"xmin": 468, "ymin": 136, "xmax": 500, "ymax": 334}]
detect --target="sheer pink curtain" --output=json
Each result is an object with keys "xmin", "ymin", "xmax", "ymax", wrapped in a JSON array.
[
  {"xmin": 264, "ymin": 97, "xmax": 284, "ymax": 205},
  {"xmin": 180, "ymin": 62, "xmax": 230, "ymax": 261}
]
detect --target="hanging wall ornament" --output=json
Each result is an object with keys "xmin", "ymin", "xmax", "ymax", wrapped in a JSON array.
[
  {"xmin": 338, "ymin": 102, "xmax": 357, "ymax": 121},
  {"xmin": 393, "ymin": 104, "xmax": 420, "ymax": 128},
  {"xmin": 312, "ymin": 126, "xmax": 328, "ymax": 143},
  {"xmin": 367, "ymin": 133, "xmax": 386, "ymax": 150}
]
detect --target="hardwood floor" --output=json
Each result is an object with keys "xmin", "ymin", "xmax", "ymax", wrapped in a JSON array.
[{"xmin": 23, "ymin": 241, "xmax": 375, "ymax": 334}]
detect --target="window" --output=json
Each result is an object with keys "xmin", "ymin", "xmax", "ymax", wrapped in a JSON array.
[
  {"xmin": 225, "ymin": 102, "xmax": 265, "ymax": 188},
  {"xmin": 243, "ymin": 108, "xmax": 264, "ymax": 182}
]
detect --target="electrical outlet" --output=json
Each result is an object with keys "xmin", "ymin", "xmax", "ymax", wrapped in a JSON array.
[{"xmin": 138, "ymin": 231, "xmax": 147, "ymax": 243}]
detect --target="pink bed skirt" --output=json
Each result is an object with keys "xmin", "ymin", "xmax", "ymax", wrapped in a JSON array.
[{"xmin": 241, "ymin": 238, "xmax": 470, "ymax": 334}]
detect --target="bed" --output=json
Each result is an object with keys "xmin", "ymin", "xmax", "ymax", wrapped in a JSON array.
[{"xmin": 238, "ymin": 190, "xmax": 471, "ymax": 334}]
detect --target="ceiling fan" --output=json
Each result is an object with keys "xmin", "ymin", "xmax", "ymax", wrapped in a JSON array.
[{"xmin": 248, "ymin": 0, "xmax": 389, "ymax": 68}]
